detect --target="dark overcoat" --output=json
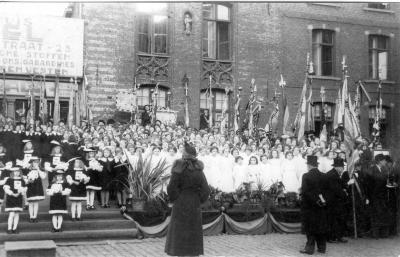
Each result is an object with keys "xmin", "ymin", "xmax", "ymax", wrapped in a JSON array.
[
  {"xmin": 300, "ymin": 167, "xmax": 329, "ymax": 235},
  {"xmin": 165, "ymin": 157, "xmax": 210, "ymax": 256},
  {"xmin": 366, "ymin": 165, "xmax": 391, "ymax": 228}
]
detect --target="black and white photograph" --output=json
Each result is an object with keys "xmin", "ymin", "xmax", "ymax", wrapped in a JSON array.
[{"xmin": 0, "ymin": 1, "xmax": 399, "ymax": 256}]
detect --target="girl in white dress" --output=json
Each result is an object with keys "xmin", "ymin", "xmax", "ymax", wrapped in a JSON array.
[
  {"xmin": 232, "ymin": 156, "xmax": 246, "ymax": 190},
  {"xmin": 281, "ymin": 151, "xmax": 300, "ymax": 193},
  {"xmin": 268, "ymin": 149, "xmax": 282, "ymax": 184},
  {"xmin": 218, "ymin": 148, "xmax": 234, "ymax": 192},
  {"xmin": 259, "ymin": 155, "xmax": 273, "ymax": 189},
  {"xmin": 245, "ymin": 156, "xmax": 262, "ymax": 191}
]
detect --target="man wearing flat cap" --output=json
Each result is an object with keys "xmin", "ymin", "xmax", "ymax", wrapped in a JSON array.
[
  {"xmin": 300, "ymin": 155, "xmax": 329, "ymax": 255},
  {"xmin": 325, "ymin": 158, "xmax": 349, "ymax": 243}
]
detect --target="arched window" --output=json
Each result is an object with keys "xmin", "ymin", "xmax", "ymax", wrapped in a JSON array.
[
  {"xmin": 136, "ymin": 84, "xmax": 168, "ymax": 109},
  {"xmin": 312, "ymin": 102, "xmax": 334, "ymax": 135},
  {"xmin": 202, "ymin": 3, "xmax": 231, "ymax": 60}
]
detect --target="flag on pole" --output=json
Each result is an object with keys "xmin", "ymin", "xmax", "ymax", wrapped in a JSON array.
[
  {"xmin": 233, "ymin": 91, "xmax": 241, "ymax": 133},
  {"xmin": 220, "ymin": 89, "xmax": 229, "ymax": 134},
  {"xmin": 333, "ymin": 88, "xmax": 342, "ymax": 130},
  {"xmin": 67, "ymin": 86, "xmax": 74, "ymax": 129},
  {"xmin": 80, "ymin": 70, "xmax": 88, "ymax": 120},
  {"xmin": 184, "ymin": 79, "xmax": 189, "ymax": 128},
  {"xmin": 75, "ymin": 87, "xmax": 80, "ymax": 127},
  {"xmin": 294, "ymin": 54, "xmax": 310, "ymax": 140},
  {"xmin": 372, "ymin": 81, "xmax": 382, "ymax": 138},
  {"xmin": 280, "ymin": 75, "xmax": 290, "ymax": 135},
  {"xmin": 27, "ymin": 88, "xmax": 35, "ymax": 129},
  {"xmin": 208, "ymin": 76, "xmax": 213, "ymax": 128},
  {"xmin": 268, "ymin": 100, "xmax": 279, "ymax": 133},
  {"xmin": 2, "ymin": 69, "xmax": 7, "ymax": 117},
  {"xmin": 306, "ymin": 85, "xmax": 314, "ymax": 132},
  {"xmin": 39, "ymin": 75, "xmax": 48, "ymax": 124},
  {"xmin": 53, "ymin": 75, "xmax": 60, "ymax": 124},
  {"xmin": 247, "ymin": 79, "xmax": 256, "ymax": 135}
]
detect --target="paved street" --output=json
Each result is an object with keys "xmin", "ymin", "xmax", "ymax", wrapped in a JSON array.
[{"xmin": 1, "ymin": 234, "xmax": 397, "ymax": 257}]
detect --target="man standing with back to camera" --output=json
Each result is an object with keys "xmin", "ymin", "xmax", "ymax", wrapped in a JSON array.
[{"xmin": 300, "ymin": 155, "xmax": 329, "ymax": 255}]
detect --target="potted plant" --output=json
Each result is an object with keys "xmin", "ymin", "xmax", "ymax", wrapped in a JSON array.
[{"xmin": 124, "ymin": 151, "xmax": 171, "ymax": 212}]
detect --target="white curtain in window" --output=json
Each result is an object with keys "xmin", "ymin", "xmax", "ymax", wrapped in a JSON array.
[
  {"xmin": 378, "ymin": 51, "xmax": 387, "ymax": 80},
  {"xmin": 312, "ymin": 31, "xmax": 322, "ymax": 76},
  {"xmin": 200, "ymin": 92, "xmax": 209, "ymax": 109},
  {"xmin": 217, "ymin": 5, "xmax": 230, "ymax": 21},
  {"xmin": 207, "ymin": 22, "xmax": 216, "ymax": 59}
]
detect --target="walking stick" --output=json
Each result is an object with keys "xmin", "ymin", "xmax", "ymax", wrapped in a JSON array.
[{"xmin": 351, "ymin": 182, "xmax": 358, "ymax": 239}]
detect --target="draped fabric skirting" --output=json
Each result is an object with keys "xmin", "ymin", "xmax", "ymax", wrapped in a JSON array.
[{"xmin": 122, "ymin": 212, "xmax": 301, "ymax": 238}]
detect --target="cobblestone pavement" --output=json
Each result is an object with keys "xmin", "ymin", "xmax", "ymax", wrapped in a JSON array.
[{"xmin": 1, "ymin": 234, "xmax": 400, "ymax": 257}]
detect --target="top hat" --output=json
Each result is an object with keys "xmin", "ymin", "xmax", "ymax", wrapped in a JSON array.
[
  {"xmin": 306, "ymin": 155, "xmax": 319, "ymax": 166},
  {"xmin": 332, "ymin": 158, "xmax": 345, "ymax": 167}
]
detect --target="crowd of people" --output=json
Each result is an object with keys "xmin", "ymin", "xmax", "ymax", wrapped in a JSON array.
[{"xmin": 0, "ymin": 116, "xmax": 397, "ymax": 244}]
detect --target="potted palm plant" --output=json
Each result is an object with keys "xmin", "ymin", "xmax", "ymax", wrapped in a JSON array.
[{"xmin": 124, "ymin": 151, "xmax": 171, "ymax": 212}]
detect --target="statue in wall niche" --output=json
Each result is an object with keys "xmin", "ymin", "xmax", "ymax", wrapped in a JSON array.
[{"xmin": 183, "ymin": 12, "xmax": 192, "ymax": 35}]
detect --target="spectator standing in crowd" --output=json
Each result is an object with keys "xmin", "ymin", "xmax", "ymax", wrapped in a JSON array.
[
  {"xmin": 300, "ymin": 155, "xmax": 329, "ymax": 255},
  {"xmin": 165, "ymin": 142, "xmax": 210, "ymax": 257}
]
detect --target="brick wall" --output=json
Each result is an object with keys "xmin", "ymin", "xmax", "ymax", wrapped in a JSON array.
[{"xmin": 80, "ymin": 2, "xmax": 400, "ymax": 153}]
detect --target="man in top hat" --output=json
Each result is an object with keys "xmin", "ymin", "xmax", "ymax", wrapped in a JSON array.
[
  {"xmin": 325, "ymin": 158, "xmax": 349, "ymax": 243},
  {"xmin": 300, "ymin": 155, "xmax": 329, "ymax": 255}
]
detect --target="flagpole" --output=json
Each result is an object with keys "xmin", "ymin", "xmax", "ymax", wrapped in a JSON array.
[{"xmin": 2, "ymin": 69, "xmax": 7, "ymax": 117}]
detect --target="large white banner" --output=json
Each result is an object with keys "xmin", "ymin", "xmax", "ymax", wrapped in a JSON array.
[{"xmin": 0, "ymin": 15, "xmax": 84, "ymax": 77}]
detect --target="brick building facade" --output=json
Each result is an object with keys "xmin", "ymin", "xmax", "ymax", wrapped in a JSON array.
[{"xmin": 2, "ymin": 3, "xmax": 399, "ymax": 153}]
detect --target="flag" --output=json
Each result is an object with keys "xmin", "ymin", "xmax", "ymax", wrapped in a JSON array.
[
  {"xmin": 39, "ymin": 76, "xmax": 48, "ymax": 124},
  {"xmin": 268, "ymin": 100, "xmax": 279, "ymax": 133},
  {"xmin": 372, "ymin": 81, "xmax": 382, "ymax": 137},
  {"xmin": 184, "ymin": 81, "xmax": 189, "ymax": 128},
  {"xmin": 80, "ymin": 71, "xmax": 88, "ymax": 120},
  {"xmin": 233, "ymin": 92, "xmax": 240, "ymax": 132},
  {"xmin": 306, "ymin": 86, "xmax": 314, "ymax": 132},
  {"xmin": 294, "ymin": 54, "xmax": 310, "ymax": 136},
  {"xmin": 247, "ymin": 79, "xmax": 256, "ymax": 135},
  {"xmin": 208, "ymin": 76, "xmax": 213, "ymax": 128},
  {"xmin": 67, "ymin": 86, "xmax": 74, "ymax": 129},
  {"xmin": 220, "ymin": 90, "xmax": 229, "ymax": 134},
  {"xmin": 75, "ymin": 89, "xmax": 80, "ymax": 126},
  {"xmin": 282, "ymin": 82, "xmax": 290, "ymax": 135},
  {"xmin": 2, "ymin": 69, "xmax": 7, "ymax": 117},
  {"xmin": 27, "ymin": 88, "xmax": 35, "ymax": 129},
  {"xmin": 333, "ymin": 88, "xmax": 342, "ymax": 130},
  {"xmin": 53, "ymin": 75, "xmax": 60, "ymax": 124}
]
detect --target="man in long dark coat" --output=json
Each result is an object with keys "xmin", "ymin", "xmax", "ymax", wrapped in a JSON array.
[
  {"xmin": 366, "ymin": 154, "xmax": 390, "ymax": 239},
  {"xmin": 300, "ymin": 155, "xmax": 329, "ymax": 255},
  {"xmin": 325, "ymin": 158, "xmax": 349, "ymax": 243},
  {"xmin": 165, "ymin": 141, "xmax": 210, "ymax": 256}
]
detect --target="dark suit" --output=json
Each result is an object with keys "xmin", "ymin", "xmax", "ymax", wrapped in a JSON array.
[
  {"xmin": 300, "ymin": 167, "xmax": 329, "ymax": 253},
  {"xmin": 141, "ymin": 111, "xmax": 151, "ymax": 127},
  {"xmin": 366, "ymin": 164, "xmax": 391, "ymax": 238},
  {"xmin": 325, "ymin": 168, "xmax": 349, "ymax": 240}
]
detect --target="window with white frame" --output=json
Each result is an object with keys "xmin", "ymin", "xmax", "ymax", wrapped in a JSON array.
[
  {"xmin": 202, "ymin": 3, "xmax": 231, "ymax": 60},
  {"xmin": 369, "ymin": 35, "xmax": 389, "ymax": 80},
  {"xmin": 368, "ymin": 3, "xmax": 390, "ymax": 9},
  {"xmin": 312, "ymin": 29, "xmax": 334, "ymax": 76},
  {"xmin": 137, "ymin": 3, "xmax": 168, "ymax": 54}
]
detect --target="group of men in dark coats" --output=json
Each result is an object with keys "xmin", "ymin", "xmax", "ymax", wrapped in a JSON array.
[{"xmin": 300, "ymin": 152, "xmax": 398, "ymax": 255}]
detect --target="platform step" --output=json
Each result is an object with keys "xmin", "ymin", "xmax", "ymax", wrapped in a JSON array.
[
  {"xmin": 0, "ymin": 209, "xmax": 123, "ymax": 223},
  {"xmin": 0, "ymin": 219, "xmax": 136, "ymax": 232},
  {"xmin": 0, "ymin": 228, "xmax": 138, "ymax": 243}
]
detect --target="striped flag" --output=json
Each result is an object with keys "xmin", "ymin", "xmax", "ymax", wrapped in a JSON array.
[
  {"xmin": 372, "ymin": 81, "xmax": 382, "ymax": 137},
  {"xmin": 39, "ymin": 75, "xmax": 48, "ymax": 124},
  {"xmin": 333, "ymin": 88, "xmax": 342, "ymax": 129},
  {"xmin": 294, "ymin": 54, "xmax": 310, "ymax": 140}
]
